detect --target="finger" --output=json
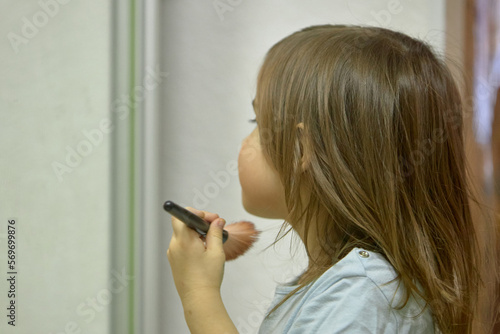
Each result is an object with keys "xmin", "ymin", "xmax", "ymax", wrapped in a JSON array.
[
  {"xmin": 185, "ymin": 207, "xmax": 205, "ymax": 218},
  {"xmin": 206, "ymin": 218, "xmax": 226, "ymax": 252},
  {"xmin": 170, "ymin": 206, "xmax": 219, "ymax": 241},
  {"xmin": 202, "ymin": 211, "xmax": 220, "ymax": 223},
  {"xmin": 171, "ymin": 216, "xmax": 201, "ymax": 240},
  {"xmin": 171, "ymin": 206, "xmax": 206, "ymax": 237},
  {"xmin": 186, "ymin": 207, "xmax": 220, "ymax": 223}
]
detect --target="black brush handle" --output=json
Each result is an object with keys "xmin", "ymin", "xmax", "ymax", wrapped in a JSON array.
[{"xmin": 163, "ymin": 201, "xmax": 228, "ymax": 243}]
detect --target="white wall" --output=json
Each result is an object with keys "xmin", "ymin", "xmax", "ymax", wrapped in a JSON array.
[
  {"xmin": 159, "ymin": 1, "xmax": 445, "ymax": 333},
  {"xmin": 0, "ymin": 1, "xmax": 111, "ymax": 333}
]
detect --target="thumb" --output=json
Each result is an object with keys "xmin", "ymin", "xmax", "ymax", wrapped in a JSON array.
[{"xmin": 206, "ymin": 218, "xmax": 226, "ymax": 252}]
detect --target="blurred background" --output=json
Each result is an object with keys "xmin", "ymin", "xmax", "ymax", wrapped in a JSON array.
[{"xmin": 0, "ymin": 0, "xmax": 498, "ymax": 333}]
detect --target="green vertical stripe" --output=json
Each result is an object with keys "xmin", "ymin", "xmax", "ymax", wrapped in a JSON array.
[{"xmin": 128, "ymin": 0, "xmax": 136, "ymax": 333}]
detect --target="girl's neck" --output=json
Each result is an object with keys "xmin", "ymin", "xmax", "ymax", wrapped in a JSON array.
[{"xmin": 290, "ymin": 205, "xmax": 336, "ymax": 285}]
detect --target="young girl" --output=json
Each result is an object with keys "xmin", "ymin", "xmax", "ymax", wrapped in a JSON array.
[{"xmin": 167, "ymin": 25, "xmax": 493, "ymax": 333}]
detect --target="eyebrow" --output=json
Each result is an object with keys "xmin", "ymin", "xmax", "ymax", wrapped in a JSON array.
[{"xmin": 252, "ymin": 99, "xmax": 255, "ymax": 109}]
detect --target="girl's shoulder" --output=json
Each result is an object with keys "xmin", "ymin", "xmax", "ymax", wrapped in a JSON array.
[
  {"xmin": 310, "ymin": 247, "xmax": 401, "ymax": 301},
  {"xmin": 261, "ymin": 248, "xmax": 435, "ymax": 333},
  {"xmin": 306, "ymin": 247, "xmax": 429, "ymax": 316}
]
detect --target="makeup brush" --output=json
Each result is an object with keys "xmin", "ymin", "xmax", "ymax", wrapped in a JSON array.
[{"xmin": 163, "ymin": 200, "xmax": 260, "ymax": 261}]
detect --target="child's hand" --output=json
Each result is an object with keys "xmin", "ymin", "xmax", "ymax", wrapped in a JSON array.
[{"xmin": 167, "ymin": 207, "xmax": 227, "ymax": 304}]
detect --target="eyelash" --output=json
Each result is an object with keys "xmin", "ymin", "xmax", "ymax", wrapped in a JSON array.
[{"xmin": 248, "ymin": 118, "xmax": 257, "ymax": 124}]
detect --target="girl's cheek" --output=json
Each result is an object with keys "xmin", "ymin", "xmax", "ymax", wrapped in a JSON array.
[
  {"xmin": 239, "ymin": 145, "xmax": 257, "ymax": 163},
  {"xmin": 238, "ymin": 134, "xmax": 259, "ymax": 166}
]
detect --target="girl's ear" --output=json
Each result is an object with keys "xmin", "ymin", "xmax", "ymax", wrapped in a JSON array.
[{"xmin": 296, "ymin": 122, "xmax": 311, "ymax": 172}]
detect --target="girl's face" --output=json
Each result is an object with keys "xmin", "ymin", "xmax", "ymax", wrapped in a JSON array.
[{"xmin": 238, "ymin": 126, "xmax": 288, "ymax": 219}]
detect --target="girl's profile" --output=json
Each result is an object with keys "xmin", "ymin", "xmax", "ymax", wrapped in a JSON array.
[{"xmin": 167, "ymin": 24, "xmax": 496, "ymax": 334}]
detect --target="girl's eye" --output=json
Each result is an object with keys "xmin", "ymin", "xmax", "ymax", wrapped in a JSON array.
[{"xmin": 248, "ymin": 118, "xmax": 257, "ymax": 124}]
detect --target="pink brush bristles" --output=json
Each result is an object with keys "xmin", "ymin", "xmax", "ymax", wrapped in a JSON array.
[{"xmin": 222, "ymin": 221, "xmax": 260, "ymax": 261}]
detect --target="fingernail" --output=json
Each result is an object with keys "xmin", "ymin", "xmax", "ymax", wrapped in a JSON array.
[{"xmin": 217, "ymin": 219, "xmax": 226, "ymax": 228}]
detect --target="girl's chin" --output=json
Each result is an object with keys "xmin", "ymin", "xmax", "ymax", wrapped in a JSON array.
[{"xmin": 242, "ymin": 198, "xmax": 285, "ymax": 220}]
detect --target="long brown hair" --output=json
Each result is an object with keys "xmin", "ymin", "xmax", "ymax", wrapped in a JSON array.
[{"xmin": 254, "ymin": 25, "xmax": 496, "ymax": 333}]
